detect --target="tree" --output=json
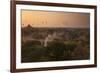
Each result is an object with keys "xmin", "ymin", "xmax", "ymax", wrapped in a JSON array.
[{"xmin": 46, "ymin": 40, "xmax": 66, "ymax": 61}]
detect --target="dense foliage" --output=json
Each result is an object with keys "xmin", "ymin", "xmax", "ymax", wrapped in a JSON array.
[{"xmin": 21, "ymin": 25, "xmax": 90, "ymax": 63}]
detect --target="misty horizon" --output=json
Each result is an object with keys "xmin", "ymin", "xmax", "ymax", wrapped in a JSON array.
[
  {"xmin": 22, "ymin": 24, "xmax": 90, "ymax": 28},
  {"xmin": 21, "ymin": 10, "xmax": 90, "ymax": 28}
]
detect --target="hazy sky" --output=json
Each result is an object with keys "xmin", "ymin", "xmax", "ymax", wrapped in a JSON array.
[{"xmin": 21, "ymin": 10, "xmax": 90, "ymax": 28}]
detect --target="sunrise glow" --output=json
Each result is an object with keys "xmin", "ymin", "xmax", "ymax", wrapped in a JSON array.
[{"xmin": 21, "ymin": 10, "xmax": 90, "ymax": 28}]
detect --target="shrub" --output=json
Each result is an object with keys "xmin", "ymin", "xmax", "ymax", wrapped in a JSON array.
[{"xmin": 46, "ymin": 41, "xmax": 66, "ymax": 60}]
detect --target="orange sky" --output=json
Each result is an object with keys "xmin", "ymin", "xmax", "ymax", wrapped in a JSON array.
[{"xmin": 21, "ymin": 10, "xmax": 90, "ymax": 28}]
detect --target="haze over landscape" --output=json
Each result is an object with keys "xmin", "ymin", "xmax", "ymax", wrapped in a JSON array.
[
  {"xmin": 21, "ymin": 10, "xmax": 90, "ymax": 62},
  {"xmin": 21, "ymin": 10, "xmax": 90, "ymax": 28}
]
